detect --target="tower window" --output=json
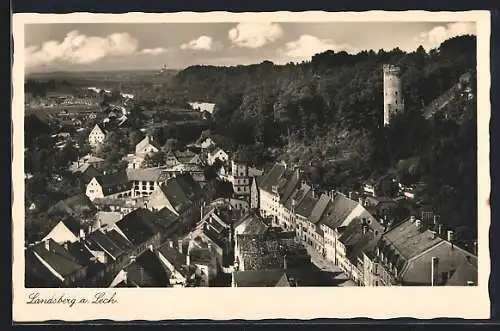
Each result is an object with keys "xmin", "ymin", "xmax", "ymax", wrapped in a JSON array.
[{"xmin": 395, "ymin": 100, "xmax": 398, "ymax": 105}]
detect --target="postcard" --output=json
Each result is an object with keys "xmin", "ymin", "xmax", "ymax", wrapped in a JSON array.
[{"xmin": 12, "ymin": 10, "xmax": 491, "ymax": 321}]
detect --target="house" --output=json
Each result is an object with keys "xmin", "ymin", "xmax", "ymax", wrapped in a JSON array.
[
  {"xmin": 147, "ymin": 174, "xmax": 203, "ymax": 225},
  {"xmin": 319, "ymin": 192, "xmax": 380, "ymax": 275},
  {"xmin": 85, "ymin": 171, "xmax": 132, "ymax": 201},
  {"xmin": 258, "ymin": 162, "xmax": 288, "ymax": 223},
  {"xmin": 93, "ymin": 211, "xmax": 124, "ymax": 231},
  {"xmin": 135, "ymin": 135, "xmax": 161, "ymax": 157},
  {"xmin": 155, "ymin": 240, "xmax": 194, "ymax": 287},
  {"xmin": 69, "ymin": 154, "xmax": 105, "ymax": 172},
  {"xmin": 228, "ymin": 159, "xmax": 251, "ymax": 200},
  {"xmin": 362, "ymin": 196, "xmax": 397, "ymax": 219},
  {"xmin": 41, "ymin": 218, "xmax": 85, "ymax": 245},
  {"xmin": 362, "ymin": 216, "xmax": 478, "ymax": 286},
  {"xmin": 113, "ymin": 208, "xmax": 162, "ymax": 249},
  {"xmin": 123, "ymin": 153, "xmax": 145, "ymax": 169},
  {"xmin": 88, "ymin": 124, "xmax": 107, "ymax": 147},
  {"xmin": 335, "ymin": 217, "xmax": 384, "ymax": 285},
  {"xmin": 232, "ymin": 269, "xmax": 290, "ymax": 287},
  {"xmin": 47, "ymin": 194, "xmax": 97, "ymax": 219},
  {"xmin": 126, "ymin": 167, "xmax": 164, "ymax": 198},
  {"xmin": 207, "ymin": 147, "xmax": 229, "ymax": 165},
  {"xmin": 109, "ymin": 250, "xmax": 170, "ymax": 288},
  {"xmin": 25, "ymin": 239, "xmax": 87, "ymax": 287}
]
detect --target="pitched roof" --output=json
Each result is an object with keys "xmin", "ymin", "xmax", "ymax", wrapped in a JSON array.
[
  {"xmin": 94, "ymin": 171, "xmax": 132, "ymax": 195},
  {"xmin": 95, "ymin": 211, "xmax": 123, "ymax": 228},
  {"xmin": 233, "ymin": 269, "xmax": 290, "ymax": 287},
  {"xmin": 446, "ymin": 258, "xmax": 478, "ymax": 286},
  {"xmin": 136, "ymin": 135, "xmax": 161, "ymax": 152},
  {"xmin": 259, "ymin": 163, "xmax": 287, "ymax": 191},
  {"xmin": 309, "ymin": 193, "xmax": 331, "ymax": 224},
  {"xmin": 279, "ymin": 171, "xmax": 301, "ymax": 204},
  {"xmin": 158, "ymin": 174, "xmax": 202, "ymax": 213},
  {"xmin": 156, "ymin": 243, "xmax": 191, "ymax": 277},
  {"xmin": 66, "ymin": 241, "xmax": 96, "ymax": 265},
  {"xmin": 79, "ymin": 165, "xmax": 103, "ymax": 183},
  {"xmin": 189, "ymin": 247, "xmax": 214, "ymax": 266},
  {"xmin": 48, "ymin": 194, "xmax": 96, "ymax": 217},
  {"xmin": 87, "ymin": 230, "xmax": 127, "ymax": 259},
  {"xmin": 126, "ymin": 167, "xmax": 163, "ymax": 182},
  {"xmin": 115, "ymin": 209, "xmax": 161, "ymax": 245},
  {"xmin": 154, "ymin": 207, "xmax": 179, "ymax": 229},
  {"xmin": 106, "ymin": 229, "xmax": 133, "ymax": 251},
  {"xmin": 295, "ymin": 191, "xmax": 318, "ymax": 218},
  {"xmin": 30, "ymin": 239, "xmax": 83, "ymax": 278},
  {"xmin": 381, "ymin": 218, "xmax": 442, "ymax": 260},
  {"xmin": 124, "ymin": 250, "xmax": 170, "ymax": 287},
  {"xmin": 92, "ymin": 124, "xmax": 107, "ymax": 135},
  {"xmin": 319, "ymin": 193, "xmax": 359, "ymax": 230},
  {"xmin": 234, "ymin": 213, "xmax": 269, "ymax": 235}
]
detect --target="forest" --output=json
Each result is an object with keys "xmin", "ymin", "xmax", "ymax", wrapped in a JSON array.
[{"xmin": 164, "ymin": 35, "xmax": 478, "ymax": 239}]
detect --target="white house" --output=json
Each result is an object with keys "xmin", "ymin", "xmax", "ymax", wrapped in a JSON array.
[
  {"xmin": 88, "ymin": 124, "xmax": 107, "ymax": 147},
  {"xmin": 207, "ymin": 148, "xmax": 229, "ymax": 165},
  {"xmin": 135, "ymin": 135, "xmax": 161, "ymax": 157}
]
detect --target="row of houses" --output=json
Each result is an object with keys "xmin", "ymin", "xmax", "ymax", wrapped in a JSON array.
[
  {"xmin": 26, "ymin": 168, "xmax": 209, "ymax": 288},
  {"xmin": 255, "ymin": 162, "xmax": 478, "ymax": 286}
]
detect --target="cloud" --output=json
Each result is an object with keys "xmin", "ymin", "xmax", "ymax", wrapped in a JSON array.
[
  {"xmin": 25, "ymin": 30, "xmax": 140, "ymax": 68},
  {"xmin": 282, "ymin": 35, "xmax": 358, "ymax": 60},
  {"xmin": 140, "ymin": 47, "xmax": 168, "ymax": 56},
  {"xmin": 414, "ymin": 22, "xmax": 476, "ymax": 51},
  {"xmin": 180, "ymin": 36, "xmax": 221, "ymax": 51},
  {"xmin": 228, "ymin": 22, "xmax": 284, "ymax": 48}
]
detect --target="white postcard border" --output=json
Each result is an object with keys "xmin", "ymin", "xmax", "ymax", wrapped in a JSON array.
[{"xmin": 12, "ymin": 10, "xmax": 491, "ymax": 321}]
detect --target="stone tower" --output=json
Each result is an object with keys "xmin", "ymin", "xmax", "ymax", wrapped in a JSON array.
[{"xmin": 383, "ymin": 64, "xmax": 404, "ymax": 126}]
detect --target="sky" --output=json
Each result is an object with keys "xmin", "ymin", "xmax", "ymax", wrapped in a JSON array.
[{"xmin": 23, "ymin": 21, "xmax": 476, "ymax": 72}]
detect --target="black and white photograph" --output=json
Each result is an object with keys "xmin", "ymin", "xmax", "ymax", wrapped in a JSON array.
[{"xmin": 12, "ymin": 11, "xmax": 491, "ymax": 320}]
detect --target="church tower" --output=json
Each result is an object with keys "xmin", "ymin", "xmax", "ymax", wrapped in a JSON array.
[{"xmin": 383, "ymin": 64, "xmax": 404, "ymax": 126}]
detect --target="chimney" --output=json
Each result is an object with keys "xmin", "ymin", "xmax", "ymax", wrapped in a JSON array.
[
  {"xmin": 410, "ymin": 215, "xmax": 416, "ymax": 223},
  {"xmin": 431, "ymin": 257, "xmax": 439, "ymax": 286},
  {"xmin": 186, "ymin": 254, "xmax": 190, "ymax": 266},
  {"xmin": 447, "ymin": 230, "xmax": 455, "ymax": 243},
  {"xmin": 123, "ymin": 271, "xmax": 128, "ymax": 285},
  {"xmin": 431, "ymin": 230, "xmax": 438, "ymax": 239},
  {"xmin": 348, "ymin": 191, "xmax": 353, "ymax": 199},
  {"xmin": 358, "ymin": 197, "xmax": 364, "ymax": 205},
  {"xmin": 433, "ymin": 215, "xmax": 439, "ymax": 225},
  {"xmin": 168, "ymin": 240, "xmax": 173, "ymax": 248},
  {"xmin": 44, "ymin": 240, "xmax": 50, "ymax": 251},
  {"xmin": 96, "ymin": 218, "xmax": 102, "ymax": 230},
  {"xmin": 438, "ymin": 224, "xmax": 443, "ymax": 236},
  {"xmin": 473, "ymin": 240, "xmax": 478, "ymax": 255},
  {"xmin": 283, "ymin": 254, "xmax": 288, "ymax": 270},
  {"xmin": 208, "ymin": 243, "xmax": 212, "ymax": 252},
  {"xmin": 79, "ymin": 228, "xmax": 86, "ymax": 240},
  {"xmin": 178, "ymin": 239, "xmax": 183, "ymax": 254},
  {"xmin": 362, "ymin": 225, "xmax": 368, "ymax": 235}
]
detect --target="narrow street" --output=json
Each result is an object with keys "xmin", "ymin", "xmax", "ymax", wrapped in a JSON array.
[{"xmin": 305, "ymin": 246, "xmax": 357, "ymax": 287}]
